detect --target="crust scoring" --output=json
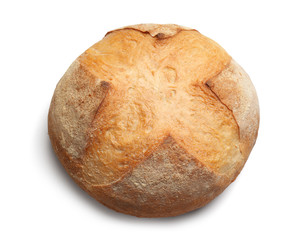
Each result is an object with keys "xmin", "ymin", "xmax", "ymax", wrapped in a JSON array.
[
  {"xmin": 87, "ymin": 136, "xmax": 229, "ymax": 217},
  {"xmin": 48, "ymin": 60, "xmax": 110, "ymax": 160},
  {"xmin": 108, "ymin": 24, "xmax": 192, "ymax": 39},
  {"xmin": 206, "ymin": 59, "xmax": 259, "ymax": 158},
  {"xmin": 76, "ymin": 27, "xmax": 235, "ymax": 186}
]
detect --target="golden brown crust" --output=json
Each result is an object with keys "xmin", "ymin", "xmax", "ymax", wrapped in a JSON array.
[
  {"xmin": 48, "ymin": 24, "xmax": 259, "ymax": 217},
  {"xmin": 76, "ymin": 27, "xmax": 236, "ymax": 186}
]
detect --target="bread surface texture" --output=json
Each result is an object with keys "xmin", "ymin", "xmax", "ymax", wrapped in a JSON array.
[{"xmin": 48, "ymin": 24, "xmax": 259, "ymax": 217}]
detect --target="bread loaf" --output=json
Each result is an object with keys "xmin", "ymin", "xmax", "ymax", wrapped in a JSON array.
[{"xmin": 48, "ymin": 24, "xmax": 259, "ymax": 217}]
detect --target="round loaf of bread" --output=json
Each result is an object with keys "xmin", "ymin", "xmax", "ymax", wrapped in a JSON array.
[{"xmin": 48, "ymin": 24, "xmax": 259, "ymax": 217}]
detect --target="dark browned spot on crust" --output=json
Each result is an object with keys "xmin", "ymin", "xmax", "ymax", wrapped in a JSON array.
[
  {"xmin": 155, "ymin": 32, "xmax": 166, "ymax": 39},
  {"xmin": 88, "ymin": 135, "xmax": 229, "ymax": 217}
]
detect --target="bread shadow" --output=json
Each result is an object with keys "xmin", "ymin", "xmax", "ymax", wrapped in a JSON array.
[{"xmin": 44, "ymin": 111, "xmax": 233, "ymax": 224}]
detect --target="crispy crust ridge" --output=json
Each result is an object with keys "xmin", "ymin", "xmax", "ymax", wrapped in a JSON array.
[{"xmin": 206, "ymin": 59, "xmax": 259, "ymax": 158}]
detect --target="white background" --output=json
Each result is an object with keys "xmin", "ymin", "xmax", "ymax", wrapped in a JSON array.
[{"xmin": 1, "ymin": 0, "xmax": 303, "ymax": 239}]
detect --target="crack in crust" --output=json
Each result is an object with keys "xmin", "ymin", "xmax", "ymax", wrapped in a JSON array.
[
  {"xmin": 206, "ymin": 59, "xmax": 259, "ymax": 158},
  {"xmin": 107, "ymin": 24, "xmax": 194, "ymax": 39},
  {"xmin": 48, "ymin": 60, "xmax": 111, "ymax": 161},
  {"xmin": 90, "ymin": 81, "xmax": 111, "ymax": 128},
  {"xmin": 205, "ymin": 80, "xmax": 241, "ymax": 141}
]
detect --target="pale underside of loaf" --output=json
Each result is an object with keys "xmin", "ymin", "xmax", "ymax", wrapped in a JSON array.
[{"xmin": 48, "ymin": 24, "xmax": 259, "ymax": 217}]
